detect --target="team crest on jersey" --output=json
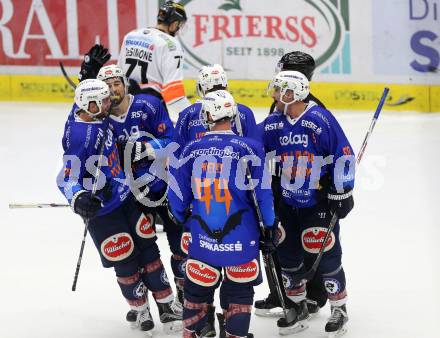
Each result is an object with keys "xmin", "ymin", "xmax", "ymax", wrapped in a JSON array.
[
  {"xmin": 281, "ymin": 270, "xmax": 294, "ymax": 289},
  {"xmin": 301, "ymin": 227, "xmax": 335, "ymax": 254},
  {"xmin": 179, "ymin": 259, "xmax": 187, "ymax": 275},
  {"xmin": 324, "ymin": 278, "xmax": 341, "ymax": 295},
  {"xmin": 160, "ymin": 269, "xmax": 170, "ymax": 286},
  {"xmin": 135, "ymin": 214, "xmax": 156, "ymax": 239},
  {"xmin": 225, "ymin": 259, "xmax": 259, "ymax": 283},
  {"xmin": 275, "ymin": 223, "xmax": 286, "ymax": 245},
  {"xmin": 186, "ymin": 259, "xmax": 220, "ymax": 287},
  {"xmin": 180, "ymin": 232, "xmax": 191, "ymax": 254},
  {"xmin": 133, "ymin": 281, "xmax": 147, "ymax": 299},
  {"xmin": 101, "ymin": 233, "xmax": 134, "ymax": 262}
]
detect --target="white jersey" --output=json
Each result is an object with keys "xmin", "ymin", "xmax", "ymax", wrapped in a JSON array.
[{"xmin": 118, "ymin": 27, "xmax": 190, "ymax": 121}]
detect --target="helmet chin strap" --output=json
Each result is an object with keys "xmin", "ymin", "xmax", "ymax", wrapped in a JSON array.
[{"xmin": 281, "ymin": 98, "xmax": 296, "ymax": 116}]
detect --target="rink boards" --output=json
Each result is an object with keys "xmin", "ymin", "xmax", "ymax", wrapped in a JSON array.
[{"xmin": 0, "ymin": 75, "xmax": 438, "ymax": 113}]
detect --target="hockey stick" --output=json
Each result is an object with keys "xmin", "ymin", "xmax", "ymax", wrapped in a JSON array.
[
  {"xmin": 234, "ymin": 107, "xmax": 244, "ymax": 137},
  {"xmin": 297, "ymin": 87, "xmax": 389, "ymax": 284},
  {"xmin": 71, "ymin": 118, "xmax": 110, "ymax": 291},
  {"xmin": 241, "ymin": 159, "xmax": 296, "ymax": 324},
  {"xmin": 9, "ymin": 203, "xmax": 69, "ymax": 209},
  {"xmin": 59, "ymin": 62, "xmax": 77, "ymax": 90}
]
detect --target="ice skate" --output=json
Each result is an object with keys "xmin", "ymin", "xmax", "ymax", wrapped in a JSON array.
[
  {"xmin": 277, "ymin": 300, "xmax": 309, "ymax": 335},
  {"xmin": 254, "ymin": 292, "xmax": 283, "ymax": 317},
  {"xmin": 126, "ymin": 307, "xmax": 154, "ymax": 336},
  {"xmin": 325, "ymin": 304, "xmax": 348, "ymax": 338},
  {"xmin": 157, "ymin": 301, "xmax": 183, "ymax": 334},
  {"xmin": 171, "ymin": 282, "xmax": 184, "ymax": 315},
  {"xmin": 306, "ymin": 299, "xmax": 320, "ymax": 318}
]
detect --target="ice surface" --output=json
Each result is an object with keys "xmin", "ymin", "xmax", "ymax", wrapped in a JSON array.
[{"xmin": 1, "ymin": 102, "xmax": 439, "ymax": 338}]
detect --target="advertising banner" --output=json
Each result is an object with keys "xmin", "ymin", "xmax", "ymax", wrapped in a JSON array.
[
  {"xmin": 0, "ymin": 0, "xmax": 147, "ymax": 69},
  {"xmin": 177, "ymin": 0, "xmax": 351, "ymax": 79},
  {"xmin": 0, "ymin": 0, "xmax": 438, "ymax": 111},
  {"xmin": 372, "ymin": 0, "xmax": 439, "ymax": 80}
]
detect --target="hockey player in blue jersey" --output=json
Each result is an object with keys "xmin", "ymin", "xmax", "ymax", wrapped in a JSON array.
[
  {"xmin": 256, "ymin": 51, "xmax": 329, "ymax": 318},
  {"xmin": 168, "ymin": 90, "xmax": 276, "ymax": 338},
  {"xmin": 173, "ymin": 64, "xmax": 259, "ymax": 158},
  {"xmin": 57, "ymin": 79, "xmax": 182, "ymax": 335},
  {"xmin": 261, "ymin": 71, "xmax": 354, "ymax": 337},
  {"xmin": 95, "ymin": 64, "xmax": 187, "ymax": 319}
]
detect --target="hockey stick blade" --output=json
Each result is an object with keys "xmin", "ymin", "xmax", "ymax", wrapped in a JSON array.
[
  {"xmin": 59, "ymin": 62, "xmax": 77, "ymax": 90},
  {"xmin": 9, "ymin": 203, "xmax": 69, "ymax": 209}
]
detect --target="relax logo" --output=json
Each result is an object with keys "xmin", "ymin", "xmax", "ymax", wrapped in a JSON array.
[{"xmin": 171, "ymin": 0, "xmax": 351, "ymax": 76}]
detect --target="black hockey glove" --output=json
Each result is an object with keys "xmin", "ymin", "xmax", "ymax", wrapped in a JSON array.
[
  {"xmin": 167, "ymin": 205, "xmax": 191, "ymax": 227},
  {"xmin": 128, "ymin": 79, "xmax": 142, "ymax": 95},
  {"xmin": 328, "ymin": 190, "xmax": 354, "ymax": 219},
  {"xmin": 78, "ymin": 44, "xmax": 111, "ymax": 81},
  {"xmin": 72, "ymin": 191, "xmax": 103, "ymax": 219},
  {"xmin": 260, "ymin": 225, "xmax": 278, "ymax": 255}
]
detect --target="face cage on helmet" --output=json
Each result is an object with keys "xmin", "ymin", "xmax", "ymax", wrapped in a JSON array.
[
  {"xmin": 267, "ymin": 80, "xmax": 297, "ymax": 106},
  {"xmin": 82, "ymin": 96, "xmax": 110, "ymax": 118}
]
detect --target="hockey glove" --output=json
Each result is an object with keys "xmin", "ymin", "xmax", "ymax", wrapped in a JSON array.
[
  {"xmin": 128, "ymin": 79, "xmax": 142, "ymax": 95},
  {"xmin": 260, "ymin": 226, "xmax": 277, "ymax": 255},
  {"xmin": 167, "ymin": 205, "xmax": 191, "ymax": 227},
  {"xmin": 78, "ymin": 44, "xmax": 111, "ymax": 81},
  {"xmin": 120, "ymin": 140, "xmax": 156, "ymax": 163},
  {"xmin": 328, "ymin": 190, "xmax": 354, "ymax": 219},
  {"xmin": 71, "ymin": 191, "xmax": 103, "ymax": 219}
]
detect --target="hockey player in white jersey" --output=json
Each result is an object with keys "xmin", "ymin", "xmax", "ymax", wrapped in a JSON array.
[{"xmin": 118, "ymin": 1, "xmax": 191, "ymax": 122}]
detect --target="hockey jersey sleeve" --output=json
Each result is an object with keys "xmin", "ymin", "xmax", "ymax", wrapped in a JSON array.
[
  {"xmin": 172, "ymin": 106, "xmax": 191, "ymax": 158},
  {"xmin": 319, "ymin": 111, "xmax": 355, "ymax": 193},
  {"xmin": 167, "ymin": 144, "xmax": 194, "ymax": 223},
  {"xmin": 57, "ymin": 123, "xmax": 89, "ymax": 204},
  {"xmin": 143, "ymin": 98, "xmax": 173, "ymax": 151},
  {"xmin": 157, "ymin": 42, "xmax": 190, "ymax": 117},
  {"xmin": 261, "ymin": 116, "xmax": 276, "ymax": 153},
  {"xmin": 248, "ymin": 140, "xmax": 275, "ymax": 227},
  {"xmin": 238, "ymin": 104, "xmax": 260, "ymax": 141}
]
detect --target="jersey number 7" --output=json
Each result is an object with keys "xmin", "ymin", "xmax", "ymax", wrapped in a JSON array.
[{"xmin": 125, "ymin": 58, "xmax": 149, "ymax": 84}]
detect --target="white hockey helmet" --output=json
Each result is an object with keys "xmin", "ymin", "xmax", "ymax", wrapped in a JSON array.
[
  {"xmin": 97, "ymin": 64, "xmax": 127, "ymax": 86},
  {"xmin": 74, "ymin": 79, "xmax": 110, "ymax": 117},
  {"xmin": 201, "ymin": 90, "xmax": 237, "ymax": 129},
  {"xmin": 268, "ymin": 70, "xmax": 310, "ymax": 104},
  {"xmin": 197, "ymin": 64, "xmax": 228, "ymax": 97}
]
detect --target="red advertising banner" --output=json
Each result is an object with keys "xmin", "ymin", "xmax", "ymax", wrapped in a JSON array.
[{"xmin": 0, "ymin": 0, "xmax": 139, "ymax": 67}]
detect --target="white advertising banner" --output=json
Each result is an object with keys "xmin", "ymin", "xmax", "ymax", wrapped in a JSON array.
[
  {"xmin": 372, "ymin": 0, "xmax": 439, "ymax": 83},
  {"xmin": 0, "ymin": 0, "xmax": 437, "ymax": 86},
  {"xmin": 177, "ymin": 0, "xmax": 351, "ymax": 80}
]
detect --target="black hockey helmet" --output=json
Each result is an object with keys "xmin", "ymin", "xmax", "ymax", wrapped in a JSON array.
[
  {"xmin": 276, "ymin": 51, "xmax": 316, "ymax": 80},
  {"xmin": 157, "ymin": 1, "xmax": 187, "ymax": 25}
]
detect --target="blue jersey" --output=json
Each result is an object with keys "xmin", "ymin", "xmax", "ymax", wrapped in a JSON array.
[
  {"xmin": 168, "ymin": 131, "xmax": 274, "ymax": 267},
  {"xmin": 109, "ymin": 94, "xmax": 173, "ymax": 193},
  {"xmin": 173, "ymin": 102, "xmax": 259, "ymax": 157},
  {"xmin": 57, "ymin": 110, "xmax": 130, "ymax": 216},
  {"xmin": 262, "ymin": 102, "xmax": 355, "ymax": 208}
]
